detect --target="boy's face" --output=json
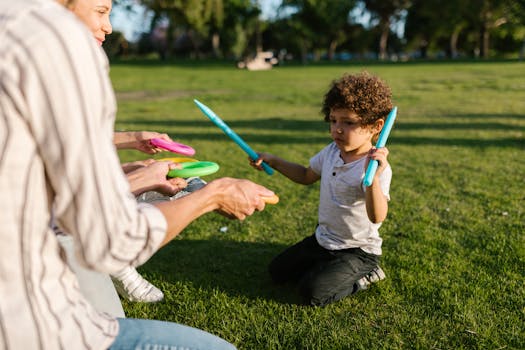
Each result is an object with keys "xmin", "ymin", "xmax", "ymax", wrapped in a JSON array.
[{"xmin": 329, "ymin": 108, "xmax": 377, "ymax": 155}]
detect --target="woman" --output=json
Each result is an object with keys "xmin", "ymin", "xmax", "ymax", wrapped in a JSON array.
[
  {"xmin": 0, "ymin": 0, "xmax": 274, "ymax": 348},
  {"xmin": 58, "ymin": 0, "xmax": 179, "ymax": 305}
]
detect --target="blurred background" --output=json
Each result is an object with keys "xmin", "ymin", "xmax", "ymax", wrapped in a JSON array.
[{"xmin": 106, "ymin": 0, "xmax": 525, "ymax": 63}]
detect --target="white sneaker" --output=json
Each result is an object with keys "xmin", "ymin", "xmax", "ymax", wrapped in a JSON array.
[
  {"xmin": 356, "ymin": 266, "xmax": 386, "ymax": 292},
  {"xmin": 111, "ymin": 266, "xmax": 164, "ymax": 303}
]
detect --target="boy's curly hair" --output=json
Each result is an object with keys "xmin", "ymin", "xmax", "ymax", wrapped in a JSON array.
[{"xmin": 321, "ymin": 72, "xmax": 393, "ymax": 126}]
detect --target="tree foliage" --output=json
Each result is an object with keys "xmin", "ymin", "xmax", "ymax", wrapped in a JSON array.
[
  {"xmin": 115, "ymin": 0, "xmax": 525, "ymax": 60},
  {"xmin": 281, "ymin": 0, "xmax": 358, "ymax": 60}
]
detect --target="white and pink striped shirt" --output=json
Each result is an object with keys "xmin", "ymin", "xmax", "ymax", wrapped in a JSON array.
[{"xmin": 0, "ymin": 0, "xmax": 166, "ymax": 348}]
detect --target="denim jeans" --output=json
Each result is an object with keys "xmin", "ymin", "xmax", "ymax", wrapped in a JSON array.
[{"xmin": 109, "ymin": 318, "xmax": 236, "ymax": 350}]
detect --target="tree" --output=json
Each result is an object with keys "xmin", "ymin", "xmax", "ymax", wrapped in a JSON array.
[
  {"xmin": 281, "ymin": 0, "xmax": 358, "ymax": 60},
  {"xmin": 405, "ymin": 0, "xmax": 470, "ymax": 58},
  {"xmin": 219, "ymin": 0, "xmax": 261, "ymax": 59},
  {"xmin": 470, "ymin": 0, "xmax": 522, "ymax": 58},
  {"xmin": 135, "ymin": 0, "xmax": 224, "ymax": 58},
  {"xmin": 362, "ymin": 0, "xmax": 410, "ymax": 60}
]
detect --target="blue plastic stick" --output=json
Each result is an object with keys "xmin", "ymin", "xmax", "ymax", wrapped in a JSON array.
[
  {"xmin": 194, "ymin": 99, "xmax": 274, "ymax": 175},
  {"xmin": 363, "ymin": 106, "xmax": 397, "ymax": 186}
]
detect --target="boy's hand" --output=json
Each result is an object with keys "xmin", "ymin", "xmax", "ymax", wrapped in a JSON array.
[
  {"xmin": 248, "ymin": 153, "xmax": 273, "ymax": 171},
  {"xmin": 366, "ymin": 147, "xmax": 389, "ymax": 179}
]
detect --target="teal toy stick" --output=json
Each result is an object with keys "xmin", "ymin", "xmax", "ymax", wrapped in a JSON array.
[
  {"xmin": 363, "ymin": 107, "xmax": 397, "ymax": 187},
  {"xmin": 194, "ymin": 99, "xmax": 274, "ymax": 175}
]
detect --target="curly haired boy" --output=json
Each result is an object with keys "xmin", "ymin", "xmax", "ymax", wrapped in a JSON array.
[{"xmin": 250, "ymin": 72, "xmax": 394, "ymax": 306}]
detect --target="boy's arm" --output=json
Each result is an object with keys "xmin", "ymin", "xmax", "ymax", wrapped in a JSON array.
[
  {"xmin": 364, "ymin": 147, "xmax": 390, "ymax": 223},
  {"xmin": 365, "ymin": 180, "xmax": 388, "ymax": 223},
  {"xmin": 252, "ymin": 153, "xmax": 320, "ymax": 185}
]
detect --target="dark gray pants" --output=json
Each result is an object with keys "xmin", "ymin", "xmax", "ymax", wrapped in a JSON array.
[{"xmin": 269, "ymin": 234, "xmax": 379, "ymax": 306}]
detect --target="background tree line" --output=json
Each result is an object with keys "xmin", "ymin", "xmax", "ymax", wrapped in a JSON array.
[{"xmin": 106, "ymin": 0, "xmax": 525, "ymax": 61}]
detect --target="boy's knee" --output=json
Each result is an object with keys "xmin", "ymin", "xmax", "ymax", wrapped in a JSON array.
[
  {"xmin": 299, "ymin": 281, "xmax": 331, "ymax": 307},
  {"xmin": 299, "ymin": 279, "xmax": 353, "ymax": 307},
  {"xmin": 300, "ymin": 287, "xmax": 332, "ymax": 307}
]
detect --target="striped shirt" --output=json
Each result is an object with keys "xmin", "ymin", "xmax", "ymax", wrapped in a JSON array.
[{"xmin": 0, "ymin": 0, "xmax": 167, "ymax": 348}]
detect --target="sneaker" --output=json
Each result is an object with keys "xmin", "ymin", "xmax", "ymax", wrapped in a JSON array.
[
  {"xmin": 111, "ymin": 266, "xmax": 164, "ymax": 303},
  {"xmin": 173, "ymin": 177, "xmax": 207, "ymax": 199},
  {"xmin": 355, "ymin": 266, "xmax": 386, "ymax": 292},
  {"xmin": 136, "ymin": 190, "xmax": 170, "ymax": 203},
  {"xmin": 137, "ymin": 177, "xmax": 207, "ymax": 203}
]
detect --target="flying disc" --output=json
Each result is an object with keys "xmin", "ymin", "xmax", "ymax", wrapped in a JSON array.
[
  {"xmin": 363, "ymin": 106, "xmax": 397, "ymax": 187},
  {"xmin": 167, "ymin": 161, "xmax": 219, "ymax": 178},
  {"xmin": 157, "ymin": 157, "xmax": 198, "ymax": 163},
  {"xmin": 261, "ymin": 194, "xmax": 279, "ymax": 205},
  {"xmin": 150, "ymin": 138, "xmax": 196, "ymax": 156}
]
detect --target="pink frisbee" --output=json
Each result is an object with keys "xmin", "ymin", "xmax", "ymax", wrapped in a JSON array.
[{"xmin": 150, "ymin": 138, "xmax": 195, "ymax": 156}]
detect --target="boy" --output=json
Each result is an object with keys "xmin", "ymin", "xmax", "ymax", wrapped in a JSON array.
[{"xmin": 250, "ymin": 72, "xmax": 393, "ymax": 306}]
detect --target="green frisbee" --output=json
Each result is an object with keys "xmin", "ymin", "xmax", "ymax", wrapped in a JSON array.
[{"xmin": 167, "ymin": 161, "xmax": 219, "ymax": 178}]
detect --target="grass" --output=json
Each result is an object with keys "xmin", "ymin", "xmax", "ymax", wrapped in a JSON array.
[{"xmin": 111, "ymin": 60, "xmax": 525, "ymax": 349}]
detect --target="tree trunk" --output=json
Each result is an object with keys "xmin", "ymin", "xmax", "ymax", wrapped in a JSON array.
[
  {"xmin": 378, "ymin": 19, "xmax": 390, "ymax": 60},
  {"xmin": 419, "ymin": 40, "xmax": 428, "ymax": 59},
  {"xmin": 327, "ymin": 40, "xmax": 338, "ymax": 61},
  {"xmin": 480, "ymin": 23, "xmax": 490, "ymax": 58},
  {"xmin": 450, "ymin": 27, "xmax": 461, "ymax": 59},
  {"xmin": 255, "ymin": 21, "xmax": 262, "ymax": 53},
  {"xmin": 300, "ymin": 38, "xmax": 308, "ymax": 65},
  {"xmin": 212, "ymin": 32, "xmax": 221, "ymax": 58}
]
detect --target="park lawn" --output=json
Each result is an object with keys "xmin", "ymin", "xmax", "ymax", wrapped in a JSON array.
[{"xmin": 111, "ymin": 60, "xmax": 524, "ymax": 350}]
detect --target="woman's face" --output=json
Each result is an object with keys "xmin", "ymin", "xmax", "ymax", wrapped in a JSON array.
[{"xmin": 70, "ymin": 0, "xmax": 112, "ymax": 46}]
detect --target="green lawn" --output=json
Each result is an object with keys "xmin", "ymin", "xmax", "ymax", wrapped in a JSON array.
[{"xmin": 111, "ymin": 60, "xmax": 525, "ymax": 349}]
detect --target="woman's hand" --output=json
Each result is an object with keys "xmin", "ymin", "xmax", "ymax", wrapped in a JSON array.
[
  {"xmin": 121, "ymin": 159, "xmax": 156, "ymax": 174},
  {"xmin": 205, "ymin": 177, "xmax": 275, "ymax": 220},
  {"xmin": 114, "ymin": 131, "xmax": 173, "ymax": 154},
  {"xmin": 126, "ymin": 160, "xmax": 187, "ymax": 196}
]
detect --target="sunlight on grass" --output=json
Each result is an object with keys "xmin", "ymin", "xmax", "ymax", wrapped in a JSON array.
[{"xmin": 113, "ymin": 61, "xmax": 525, "ymax": 350}]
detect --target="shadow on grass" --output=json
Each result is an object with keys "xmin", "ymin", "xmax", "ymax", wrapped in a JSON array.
[
  {"xmin": 116, "ymin": 115, "xmax": 524, "ymax": 148},
  {"xmin": 118, "ymin": 118, "xmax": 326, "ymax": 132},
  {"xmin": 425, "ymin": 113, "xmax": 525, "ymax": 120},
  {"xmin": 388, "ymin": 136, "xmax": 523, "ymax": 148},
  {"xmin": 140, "ymin": 239, "xmax": 303, "ymax": 305}
]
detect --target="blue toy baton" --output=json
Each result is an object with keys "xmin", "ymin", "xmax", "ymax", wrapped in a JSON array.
[
  {"xmin": 363, "ymin": 106, "xmax": 397, "ymax": 187},
  {"xmin": 193, "ymin": 99, "xmax": 274, "ymax": 175}
]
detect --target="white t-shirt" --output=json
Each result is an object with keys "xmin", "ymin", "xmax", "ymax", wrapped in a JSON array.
[{"xmin": 310, "ymin": 142, "xmax": 392, "ymax": 255}]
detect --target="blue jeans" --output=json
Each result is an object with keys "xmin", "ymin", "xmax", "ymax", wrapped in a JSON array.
[{"xmin": 109, "ymin": 318, "xmax": 237, "ymax": 350}]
